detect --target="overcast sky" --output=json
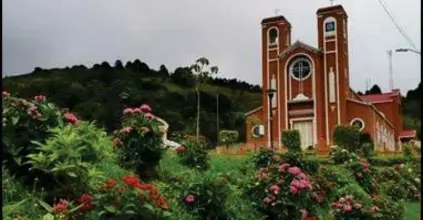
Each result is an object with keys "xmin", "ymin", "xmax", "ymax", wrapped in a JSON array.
[{"xmin": 3, "ymin": 0, "xmax": 421, "ymax": 94}]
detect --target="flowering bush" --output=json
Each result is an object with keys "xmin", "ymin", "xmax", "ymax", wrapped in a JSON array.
[
  {"xmin": 180, "ymin": 175, "xmax": 229, "ymax": 219},
  {"xmin": 251, "ymin": 147, "xmax": 274, "ymax": 169},
  {"xmin": 113, "ymin": 104, "xmax": 165, "ymax": 179},
  {"xmin": 247, "ymin": 162, "xmax": 317, "ymax": 219},
  {"xmin": 371, "ymin": 194, "xmax": 405, "ymax": 219},
  {"xmin": 80, "ymin": 175, "xmax": 170, "ymax": 219},
  {"xmin": 2, "ymin": 93, "xmax": 64, "ymax": 180},
  {"xmin": 346, "ymin": 158, "xmax": 378, "ymax": 194},
  {"xmin": 176, "ymin": 139, "xmax": 209, "ymax": 170},
  {"xmin": 329, "ymin": 195, "xmax": 369, "ymax": 219}
]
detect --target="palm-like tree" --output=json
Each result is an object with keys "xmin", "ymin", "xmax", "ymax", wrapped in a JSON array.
[{"xmin": 190, "ymin": 57, "xmax": 219, "ymax": 140}]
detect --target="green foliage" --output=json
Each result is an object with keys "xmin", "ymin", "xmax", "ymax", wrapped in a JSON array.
[
  {"xmin": 26, "ymin": 122, "xmax": 115, "ymax": 199},
  {"xmin": 113, "ymin": 106, "xmax": 164, "ymax": 179},
  {"xmin": 282, "ymin": 129, "xmax": 301, "ymax": 152},
  {"xmin": 251, "ymin": 147, "xmax": 274, "ymax": 169},
  {"xmin": 358, "ymin": 133, "xmax": 375, "ymax": 157},
  {"xmin": 346, "ymin": 159, "xmax": 378, "ymax": 194},
  {"xmin": 218, "ymin": 130, "xmax": 239, "ymax": 147},
  {"xmin": 330, "ymin": 147, "xmax": 360, "ymax": 165},
  {"xmin": 367, "ymin": 155, "xmax": 421, "ymax": 166},
  {"xmin": 333, "ymin": 125, "xmax": 361, "ymax": 152},
  {"xmin": 403, "ymin": 143, "xmax": 414, "ymax": 159},
  {"xmin": 176, "ymin": 139, "xmax": 209, "ymax": 170},
  {"xmin": 2, "ymin": 94, "xmax": 64, "ymax": 182},
  {"xmin": 372, "ymin": 194, "xmax": 405, "ymax": 219}
]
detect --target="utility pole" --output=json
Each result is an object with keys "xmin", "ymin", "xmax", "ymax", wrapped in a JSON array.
[
  {"xmin": 216, "ymin": 93, "xmax": 219, "ymax": 145},
  {"xmin": 387, "ymin": 50, "xmax": 393, "ymax": 91}
]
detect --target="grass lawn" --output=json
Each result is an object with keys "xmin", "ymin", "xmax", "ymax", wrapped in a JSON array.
[{"xmin": 404, "ymin": 201, "xmax": 421, "ymax": 220}]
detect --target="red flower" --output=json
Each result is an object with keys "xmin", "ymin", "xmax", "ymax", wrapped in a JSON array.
[
  {"xmin": 184, "ymin": 194, "xmax": 195, "ymax": 203},
  {"xmin": 101, "ymin": 179, "xmax": 117, "ymax": 191},
  {"xmin": 2, "ymin": 91, "xmax": 10, "ymax": 98},
  {"xmin": 76, "ymin": 194, "xmax": 94, "ymax": 213},
  {"xmin": 140, "ymin": 104, "xmax": 152, "ymax": 113},
  {"xmin": 122, "ymin": 176, "xmax": 141, "ymax": 187},
  {"xmin": 269, "ymin": 184, "xmax": 280, "ymax": 195},
  {"xmin": 53, "ymin": 199, "xmax": 69, "ymax": 214},
  {"xmin": 34, "ymin": 95, "xmax": 46, "ymax": 101},
  {"xmin": 133, "ymin": 108, "xmax": 142, "ymax": 114},
  {"xmin": 64, "ymin": 113, "xmax": 80, "ymax": 124},
  {"xmin": 144, "ymin": 112, "xmax": 154, "ymax": 119},
  {"xmin": 155, "ymin": 197, "xmax": 169, "ymax": 210},
  {"xmin": 371, "ymin": 206, "xmax": 380, "ymax": 213},
  {"xmin": 176, "ymin": 146, "xmax": 185, "ymax": 153}
]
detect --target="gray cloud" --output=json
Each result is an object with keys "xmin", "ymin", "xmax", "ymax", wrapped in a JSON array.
[{"xmin": 3, "ymin": 0, "xmax": 421, "ymax": 94}]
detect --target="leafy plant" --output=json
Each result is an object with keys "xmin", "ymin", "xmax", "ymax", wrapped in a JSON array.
[
  {"xmin": 281, "ymin": 130, "xmax": 301, "ymax": 152},
  {"xmin": 251, "ymin": 147, "xmax": 274, "ymax": 169},
  {"xmin": 218, "ymin": 130, "xmax": 239, "ymax": 150},
  {"xmin": 330, "ymin": 147, "xmax": 359, "ymax": 165}
]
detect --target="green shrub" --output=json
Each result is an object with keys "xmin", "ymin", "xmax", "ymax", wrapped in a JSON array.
[
  {"xmin": 371, "ymin": 194, "xmax": 404, "ymax": 219},
  {"xmin": 176, "ymin": 139, "xmax": 209, "ymax": 170},
  {"xmin": 333, "ymin": 125, "xmax": 360, "ymax": 152},
  {"xmin": 114, "ymin": 105, "xmax": 165, "ymax": 179},
  {"xmin": 359, "ymin": 133, "xmax": 375, "ymax": 157},
  {"xmin": 346, "ymin": 159, "xmax": 378, "ymax": 194},
  {"xmin": 368, "ymin": 155, "xmax": 420, "ymax": 166},
  {"xmin": 26, "ymin": 122, "xmax": 115, "ymax": 200},
  {"xmin": 281, "ymin": 130, "xmax": 301, "ymax": 152},
  {"xmin": 251, "ymin": 147, "xmax": 274, "ymax": 169},
  {"xmin": 218, "ymin": 130, "xmax": 239, "ymax": 149},
  {"xmin": 403, "ymin": 143, "xmax": 414, "ymax": 159},
  {"xmin": 330, "ymin": 147, "xmax": 359, "ymax": 165}
]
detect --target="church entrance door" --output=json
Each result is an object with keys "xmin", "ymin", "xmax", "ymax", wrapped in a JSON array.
[{"xmin": 292, "ymin": 120, "xmax": 314, "ymax": 150}]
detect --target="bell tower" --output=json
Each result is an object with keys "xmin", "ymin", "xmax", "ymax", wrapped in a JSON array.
[
  {"xmin": 261, "ymin": 15, "xmax": 291, "ymax": 147},
  {"xmin": 316, "ymin": 5, "xmax": 349, "ymax": 146}
]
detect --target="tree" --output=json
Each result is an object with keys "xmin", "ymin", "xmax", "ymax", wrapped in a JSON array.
[
  {"xmin": 365, "ymin": 84, "xmax": 382, "ymax": 95},
  {"xmin": 190, "ymin": 57, "xmax": 219, "ymax": 140},
  {"xmin": 114, "ymin": 60, "xmax": 124, "ymax": 70}
]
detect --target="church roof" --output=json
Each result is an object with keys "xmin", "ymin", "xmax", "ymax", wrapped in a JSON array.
[
  {"xmin": 278, "ymin": 40, "xmax": 322, "ymax": 59},
  {"xmin": 399, "ymin": 130, "xmax": 417, "ymax": 139},
  {"xmin": 359, "ymin": 91, "xmax": 399, "ymax": 103}
]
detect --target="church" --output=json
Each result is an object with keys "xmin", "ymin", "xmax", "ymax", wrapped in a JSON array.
[{"xmin": 244, "ymin": 4, "xmax": 416, "ymax": 154}]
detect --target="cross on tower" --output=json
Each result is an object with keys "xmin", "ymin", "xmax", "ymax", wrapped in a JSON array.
[
  {"xmin": 274, "ymin": 9, "xmax": 280, "ymax": 16},
  {"xmin": 329, "ymin": 0, "xmax": 335, "ymax": 6}
]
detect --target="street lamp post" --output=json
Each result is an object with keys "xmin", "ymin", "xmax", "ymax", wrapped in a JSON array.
[{"xmin": 266, "ymin": 88, "xmax": 276, "ymax": 150}]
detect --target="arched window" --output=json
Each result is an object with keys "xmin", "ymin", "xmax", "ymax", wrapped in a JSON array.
[
  {"xmin": 268, "ymin": 28, "xmax": 278, "ymax": 45},
  {"xmin": 288, "ymin": 56, "xmax": 313, "ymax": 81},
  {"xmin": 350, "ymin": 118, "xmax": 365, "ymax": 132}
]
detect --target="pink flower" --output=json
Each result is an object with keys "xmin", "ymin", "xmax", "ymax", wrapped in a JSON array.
[
  {"xmin": 123, "ymin": 108, "xmax": 134, "ymax": 115},
  {"xmin": 64, "ymin": 113, "xmax": 80, "ymax": 124},
  {"xmin": 353, "ymin": 203, "xmax": 362, "ymax": 209},
  {"xmin": 263, "ymin": 197, "xmax": 273, "ymax": 204},
  {"xmin": 34, "ymin": 95, "xmax": 46, "ymax": 101},
  {"xmin": 288, "ymin": 167, "xmax": 301, "ymax": 175},
  {"xmin": 140, "ymin": 126, "xmax": 150, "ymax": 133},
  {"xmin": 298, "ymin": 172, "xmax": 308, "ymax": 180},
  {"xmin": 269, "ymin": 184, "xmax": 280, "ymax": 194},
  {"xmin": 112, "ymin": 138, "xmax": 124, "ymax": 147},
  {"xmin": 339, "ymin": 197, "xmax": 346, "ymax": 203},
  {"xmin": 53, "ymin": 199, "xmax": 69, "ymax": 214},
  {"xmin": 184, "ymin": 195, "xmax": 195, "ymax": 203},
  {"xmin": 371, "ymin": 206, "xmax": 380, "ymax": 213},
  {"xmin": 2, "ymin": 91, "xmax": 10, "ymax": 98},
  {"xmin": 278, "ymin": 163, "xmax": 291, "ymax": 173},
  {"xmin": 331, "ymin": 202, "xmax": 342, "ymax": 208},
  {"xmin": 140, "ymin": 104, "xmax": 152, "ymax": 113},
  {"xmin": 300, "ymin": 209, "xmax": 308, "ymax": 220},
  {"xmin": 345, "ymin": 195, "xmax": 353, "ymax": 201},
  {"xmin": 176, "ymin": 146, "xmax": 185, "ymax": 153},
  {"xmin": 290, "ymin": 186, "xmax": 299, "ymax": 195},
  {"xmin": 120, "ymin": 127, "xmax": 133, "ymax": 134},
  {"xmin": 343, "ymin": 204, "xmax": 352, "ymax": 212},
  {"xmin": 291, "ymin": 179, "xmax": 301, "ymax": 189},
  {"xmin": 144, "ymin": 112, "xmax": 154, "ymax": 119},
  {"xmin": 133, "ymin": 108, "xmax": 142, "ymax": 114}
]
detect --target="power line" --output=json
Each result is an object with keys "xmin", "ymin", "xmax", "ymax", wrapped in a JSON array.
[{"xmin": 376, "ymin": 0, "xmax": 418, "ymax": 50}]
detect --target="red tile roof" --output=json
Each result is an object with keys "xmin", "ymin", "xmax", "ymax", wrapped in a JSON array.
[
  {"xmin": 359, "ymin": 92, "xmax": 395, "ymax": 103},
  {"xmin": 399, "ymin": 130, "xmax": 417, "ymax": 138}
]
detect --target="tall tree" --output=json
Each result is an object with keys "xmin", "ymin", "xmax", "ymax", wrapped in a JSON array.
[
  {"xmin": 366, "ymin": 84, "xmax": 382, "ymax": 95},
  {"xmin": 190, "ymin": 57, "xmax": 219, "ymax": 140}
]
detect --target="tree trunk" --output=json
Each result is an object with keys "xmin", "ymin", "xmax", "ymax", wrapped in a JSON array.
[{"xmin": 196, "ymin": 87, "xmax": 200, "ymax": 141}]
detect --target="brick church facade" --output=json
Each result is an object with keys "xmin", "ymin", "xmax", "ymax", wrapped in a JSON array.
[{"xmin": 244, "ymin": 4, "xmax": 416, "ymax": 154}]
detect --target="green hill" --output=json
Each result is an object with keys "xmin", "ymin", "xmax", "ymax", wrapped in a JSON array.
[{"xmin": 2, "ymin": 60, "xmax": 262, "ymax": 145}]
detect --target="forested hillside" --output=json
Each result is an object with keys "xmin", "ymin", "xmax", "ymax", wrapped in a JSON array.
[
  {"xmin": 2, "ymin": 59, "xmax": 262, "ymax": 145},
  {"xmin": 2, "ymin": 59, "xmax": 421, "ymax": 143}
]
